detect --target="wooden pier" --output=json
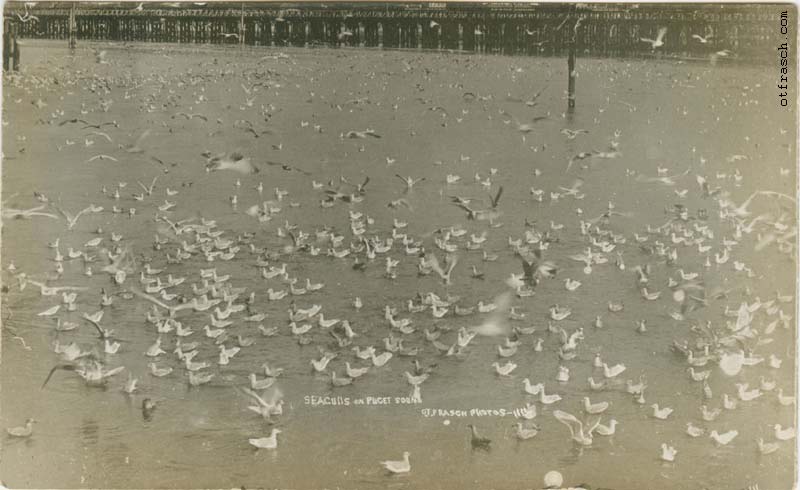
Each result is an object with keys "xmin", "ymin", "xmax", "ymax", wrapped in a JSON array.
[{"xmin": 3, "ymin": 2, "xmax": 790, "ymax": 61}]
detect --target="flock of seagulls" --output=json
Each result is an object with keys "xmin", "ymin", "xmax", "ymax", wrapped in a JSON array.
[
  {"xmin": 1, "ymin": 25, "xmax": 795, "ymax": 489},
  {"xmin": 640, "ymin": 26, "xmax": 736, "ymax": 63}
]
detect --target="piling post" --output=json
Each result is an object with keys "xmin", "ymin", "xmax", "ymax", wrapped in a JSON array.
[
  {"xmin": 567, "ymin": 45, "xmax": 575, "ymax": 109},
  {"xmin": 239, "ymin": 2, "xmax": 244, "ymax": 45},
  {"xmin": 567, "ymin": 13, "xmax": 583, "ymax": 110},
  {"xmin": 68, "ymin": 2, "xmax": 77, "ymax": 49}
]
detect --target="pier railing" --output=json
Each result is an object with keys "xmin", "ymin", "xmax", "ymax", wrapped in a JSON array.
[{"xmin": 3, "ymin": 2, "xmax": 788, "ymax": 61}]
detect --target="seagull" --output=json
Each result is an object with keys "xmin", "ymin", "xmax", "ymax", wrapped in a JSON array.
[
  {"xmin": 553, "ymin": 410, "xmax": 598, "ymax": 446},
  {"xmin": 53, "ymin": 204, "xmax": 95, "ymax": 230},
  {"xmin": 86, "ymin": 154, "xmax": 118, "ymax": 163},
  {"xmin": 514, "ymin": 422, "xmax": 540, "ymax": 440},
  {"xmin": 137, "ymin": 176, "xmax": 158, "ymax": 196},
  {"xmin": 249, "ymin": 428, "xmax": 282, "ymax": 449},
  {"xmin": 395, "ymin": 175, "xmax": 426, "ymax": 191},
  {"xmin": 661, "ymin": 443, "xmax": 677, "ymax": 462},
  {"xmin": 561, "ymin": 128, "xmax": 588, "ymax": 139},
  {"xmin": 174, "ymin": 111, "xmax": 209, "ymax": 122},
  {"xmin": 492, "ymin": 361, "xmax": 517, "ymax": 376},
  {"xmin": 774, "ymin": 425, "xmax": 795, "ymax": 441},
  {"xmin": 380, "ymin": 452, "xmax": 411, "ymax": 474},
  {"xmin": 344, "ymin": 129, "xmax": 380, "ymax": 139},
  {"xmin": 758, "ymin": 438, "xmax": 780, "ymax": 455},
  {"xmin": 583, "ymin": 397, "xmax": 609, "ymax": 414},
  {"xmin": 6, "ymin": 418, "xmax": 35, "ymax": 437},
  {"xmin": 242, "ymin": 386, "xmax": 284, "ymax": 419},
  {"xmin": 204, "ymin": 151, "xmax": 258, "ymax": 174},
  {"xmin": 641, "ymin": 27, "xmax": 667, "ymax": 49},
  {"xmin": 710, "ymin": 429, "xmax": 739, "ymax": 446},
  {"xmin": 692, "ymin": 33, "xmax": 712, "ymax": 43},
  {"xmin": 43, "ymin": 359, "xmax": 125, "ymax": 388},
  {"xmin": 651, "ymin": 403, "xmax": 673, "ymax": 420}
]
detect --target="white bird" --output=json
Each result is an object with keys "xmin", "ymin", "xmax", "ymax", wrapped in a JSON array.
[
  {"xmin": 660, "ymin": 443, "xmax": 677, "ymax": 462},
  {"xmin": 553, "ymin": 410, "xmax": 597, "ymax": 446},
  {"xmin": 702, "ymin": 405, "xmax": 721, "ymax": 422},
  {"xmin": 149, "ymin": 362, "xmax": 172, "ymax": 377},
  {"xmin": 123, "ymin": 373, "xmax": 138, "ymax": 394},
  {"xmin": 594, "ymin": 419, "xmax": 617, "ymax": 436},
  {"xmin": 602, "ymin": 362, "xmax": 626, "ymax": 378},
  {"xmin": 38, "ymin": 305, "xmax": 61, "ymax": 316},
  {"xmin": 774, "ymin": 425, "xmax": 796, "ymax": 441},
  {"xmin": 514, "ymin": 422, "xmax": 540, "ymax": 440},
  {"xmin": 6, "ymin": 418, "xmax": 35, "ymax": 438},
  {"xmin": 686, "ymin": 422, "xmax": 704, "ymax": 437},
  {"xmin": 692, "ymin": 33, "xmax": 712, "ymax": 43},
  {"xmin": 345, "ymin": 362, "xmax": 369, "ymax": 379},
  {"xmin": 777, "ymin": 389, "xmax": 796, "ymax": 406},
  {"xmin": 145, "ymin": 337, "xmax": 166, "ymax": 357},
  {"xmin": 523, "ymin": 379, "xmax": 541, "ymax": 395},
  {"xmin": 371, "ymin": 351, "xmax": 393, "ymax": 367},
  {"xmin": 710, "ymin": 429, "xmax": 738, "ymax": 446},
  {"xmin": 249, "ymin": 429, "xmax": 282, "ymax": 449},
  {"xmin": 493, "ymin": 361, "xmax": 517, "ymax": 376},
  {"xmin": 651, "ymin": 403, "xmax": 673, "ymax": 420},
  {"xmin": 757, "ymin": 438, "xmax": 780, "ymax": 455},
  {"xmin": 250, "ymin": 373, "xmax": 276, "ymax": 390},
  {"xmin": 380, "ymin": 451, "xmax": 411, "ymax": 474},
  {"xmin": 539, "ymin": 386, "xmax": 562, "ymax": 405},
  {"xmin": 641, "ymin": 27, "xmax": 667, "ymax": 49},
  {"xmin": 583, "ymin": 397, "xmax": 609, "ymax": 414}
]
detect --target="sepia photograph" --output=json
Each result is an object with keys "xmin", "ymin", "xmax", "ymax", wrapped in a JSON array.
[{"xmin": 0, "ymin": 1, "xmax": 797, "ymax": 489}]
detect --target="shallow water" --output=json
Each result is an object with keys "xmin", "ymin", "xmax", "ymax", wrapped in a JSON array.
[{"xmin": 1, "ymin": 40, "xmax": 796, "ymax": 489}]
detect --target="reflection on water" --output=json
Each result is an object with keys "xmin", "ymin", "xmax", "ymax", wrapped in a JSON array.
[{"xmin": 0, "ymin": 38, "xmax": 796, "ymax": 490}]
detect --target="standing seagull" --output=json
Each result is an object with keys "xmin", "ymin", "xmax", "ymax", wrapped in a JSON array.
[
  {"xmin": 380, "ymin": 452, "xmax": 411, "ymax": 474},
  {"xmin": 6, "ymin": 418, "xmax": 35, "ymax": 438}
]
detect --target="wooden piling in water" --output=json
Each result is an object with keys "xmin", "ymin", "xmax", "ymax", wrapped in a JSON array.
[
  {"xmin": 567, "ymin": 45, "xmax": 575, "ymax": 109},
  {"xmin": 68, "ymin": 2, "xmax": 76, "ymax": 48}
]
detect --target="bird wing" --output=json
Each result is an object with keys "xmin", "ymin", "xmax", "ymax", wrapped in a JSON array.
[
  {"xmin": 241, "ymin": 387, "xmax": 269, "ymax": 407},
  {"xmin": 656, "ymin": 27, "xmax": 667, "ymax": 43},
  {"xmin": 553, "ymin": 410, "xmax": 582, "ymax": 438},
  {"xmin": 519, "ymin": 256, "xmax": 536, "ymax": 282},
  {"xmin": 453, "ymin": 202, "xmax": 475, "ymax": 218},
  {"xmin": 130, "ymin": 287, "xmax": 176, "ymax": 315},
  {"xmin": 491, "ymin": 186, "xmax": 504, "ymax": 208},
  {"xmin": 427, "ymin": 254, "xmax": 446, "ymax": 279},
  {"xmin": 81, "ymin": 315, "xmax": 106, "ymax": 337},
  {"xmin": 585, "ymin": 416, "xmax": 602, "ymax": 436},
  {"xmin": 395, "ymin": 174, "xmax": 409, "ymax": 185},
  {"xmin": 134, "ymin": 129, "xmax": 151, "ymax": 148},
  {"xmin": 444, "ymin": 254, "xmax": 459, "ymax": 277},
  {"xmin": 42, "ymin": 364, "xmax": 77, "ymax": 389},
  {"xmin": 52, "ymin": 204, "xmax": 75, "ymax": 223}
]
